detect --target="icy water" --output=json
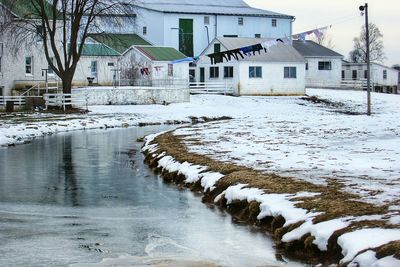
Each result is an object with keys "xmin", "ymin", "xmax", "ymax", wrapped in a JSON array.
[{"xmin": 0, "ymin": 127, "xmax": 301, "ymax": 267}]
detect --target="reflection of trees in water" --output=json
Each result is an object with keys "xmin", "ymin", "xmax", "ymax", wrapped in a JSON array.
[{"xmin": 60, "ymin": 135, "xmax": 80, "ymax": 207}]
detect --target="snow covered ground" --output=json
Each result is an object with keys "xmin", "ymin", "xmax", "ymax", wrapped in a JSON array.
[{"xmin": 1, "ymin": 88, "xmax": 400, "ymax": 266}]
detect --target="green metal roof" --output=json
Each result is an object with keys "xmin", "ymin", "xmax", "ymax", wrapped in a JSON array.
[
  {"xmin": 0, "ymin": 0, "xmax": 60, "ymax": 19},
  {"xmin": 88, "ymin": 33, "xmax": 151, "ymax": 54},
  {"xmin": 80, "ymin": 43, "xmax": 120, "ymax": 57},
  {"xmin": 135, "ymin": 46, "xmax": 187, "ymax": 61}
]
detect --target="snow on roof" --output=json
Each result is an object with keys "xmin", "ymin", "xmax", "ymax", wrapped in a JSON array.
[
  {"xmin": 134, "ymin": 0, "xmax": 293, "ymax": 18},
  {"xmin": 215, "ymin": 37, "xmax": 306, "ymax": 63},
  {"xmin": 292, "ymin": 40, "xmax": 343, "ymax": 58}
]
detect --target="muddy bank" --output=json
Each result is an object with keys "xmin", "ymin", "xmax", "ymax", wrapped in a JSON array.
[{"xmin": 141, "ymin": 130, "xmax": 399, "ymax": 266}]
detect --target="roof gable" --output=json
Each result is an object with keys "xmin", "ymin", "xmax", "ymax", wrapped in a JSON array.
[
  {"xmin": 88, "ymin": 33, "xmax": 151, "ymax": 54},
  {"xmin": 135, "ymin": 46, "xmax": 187, "ymax": 61},
  {"xmin": 292, "ymin": 40, "xmax": 343, "ymax": 58}
]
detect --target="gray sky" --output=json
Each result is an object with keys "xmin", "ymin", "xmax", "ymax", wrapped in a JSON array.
[{"xmin": 245, "ymin": 0, "xmax": 400, "ymax": 66}]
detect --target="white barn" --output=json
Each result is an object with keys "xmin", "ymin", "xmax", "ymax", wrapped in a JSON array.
[
  {"xmin": 95, "ymin": 0, "xmax": 294, "ymax": 58},
  {"xmin": 342, "ymin": 62, "xmax": 399, "ymax": 94},
  {"xmin": 195, "ymin": 37, "xmax": 306, "ymax": 96},
  {"xmin": 292, "ymin": 40, "xmax": 343, "ymax": 88}
]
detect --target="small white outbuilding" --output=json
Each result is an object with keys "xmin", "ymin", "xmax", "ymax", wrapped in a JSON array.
[{"xmin": 195, "ymin": 37, "xmax": 306, "ymax": 96}]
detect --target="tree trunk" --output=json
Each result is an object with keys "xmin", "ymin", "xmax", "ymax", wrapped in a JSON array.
[{"xmin": 62, "ymin": 72, "xmax": 73, "ymax": 94}]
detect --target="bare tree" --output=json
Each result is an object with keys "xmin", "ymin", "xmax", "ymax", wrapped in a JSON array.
[
  {"xmin": 349, "ymin": 23, "xmax": 385, "ymax": 63},
  {"xmin": 1, "ymin": 0, "xmax": 136, "ymax": 94},
  {"xmin": 310, "ymin": 30, "xmax": 335, "ymax": 49}
]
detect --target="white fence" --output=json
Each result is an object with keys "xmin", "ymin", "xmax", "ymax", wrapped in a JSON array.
[
  {"xmin": 189, "ymin": 82, "xmax": 235, "ymax": 95},
  {"xmin": 44, "ymin": 93, "xmax": 84, "ymax": 111},
  {"xmin": 341, "ymin": 79, "xmax": 368, "ymax": 90},
  {"xmin": 0, "ymin": 96, "xmax": 26, "ymax": 107}
]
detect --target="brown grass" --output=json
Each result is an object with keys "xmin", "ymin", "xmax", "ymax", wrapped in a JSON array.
[{"xmin": 143, "ymin": 130, "xmax": 399, "ymax": 264}]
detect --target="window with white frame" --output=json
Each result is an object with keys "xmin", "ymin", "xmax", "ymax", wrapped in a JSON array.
[
  {"xmin": 25, "ymin": 56, "xmax": 33, "ymax": 74},
  {"xmin": 168, "ymin": 64, "xmax": 173, "ymax": 76},
  {"xmin": 238, "ymin": 17, "xmax": 244, "ymax": 25},
  {"xmin": 210, "ymin": 66, "xmax": 219, "ymax": 78},
  {"xmin": 204, "ymin": 16, "xmax": 210, "ymax": 25},
  {"xmin": 318, "ymin": 61, "xmax": 332, "ymax": 70},
  {"xmin": 272, "ymin": 19, "xmax": 277, "ymax": 27},
  {"xmin": 249, "ymin": 66, "xmax": 262, "ymax": 78},
  {"xmin": 383, "ymin": 70, "xmax": 387, "ymax": 79},
  {"xmin": 224, "ymin": 66, "xmax": 234, "ymax": 78},
  {"xmin": 284, "ymin": 67, "xmax": 297, "ymax": 78}
]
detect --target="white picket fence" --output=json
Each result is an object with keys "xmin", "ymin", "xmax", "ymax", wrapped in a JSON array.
[
  {"xmin": 189, "ymin": 82, "xmax": 235, "ymax": 95},
  {"xmin": 0, "ymin": 96, "xmax": 26, "ymax": 107},
  {"xmin": 43, "ymin": 93, "xmax": 84, "ymax": 111}
]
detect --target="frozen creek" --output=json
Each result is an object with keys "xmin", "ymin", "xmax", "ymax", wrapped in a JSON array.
[{"xmin": 0, "ymin": 126, "xmax": 302, "ymax": 267}]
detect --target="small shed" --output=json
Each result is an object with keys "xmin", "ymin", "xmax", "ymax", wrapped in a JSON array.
[
  {"xmin": 73, "ymin": 43, "xmax": 120, "ymax": 86},
  {"xmin": 195, "ymin": 37, "xmax": 306, "ymax": 96},
  {"xmin": 120, "ymin": 45, "xmax": 189, "ymax": 87},
  {"xmin": 292, "ymin": 40, "xmax": 343, "ymax": 88}
]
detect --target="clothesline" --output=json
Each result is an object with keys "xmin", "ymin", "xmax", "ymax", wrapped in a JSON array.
[
  {"xmin": 206, "ymin": 25, "xmax": 331, "ymax": 65},
  {"xmin": 169, "ymin": 25, "xmax": 332, "ymax": 65}
]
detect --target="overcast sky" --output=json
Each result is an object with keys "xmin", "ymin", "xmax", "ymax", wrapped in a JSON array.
[{"xmin": 245, "ymin": 0, "xmax": 400, "ymax": 66}]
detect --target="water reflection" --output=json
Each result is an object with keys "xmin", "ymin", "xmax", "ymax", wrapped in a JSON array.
[{"xmin": 0, "ymin": 127, "xmax": 302, "ymax": 267}]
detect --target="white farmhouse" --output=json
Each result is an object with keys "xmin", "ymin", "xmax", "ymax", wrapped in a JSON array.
[
  {"xmin": 0, "ymin": 1, "xmax": 61, "ymax": 96},
  {"xmin": 342, "ymin": 62, "xmax": 399, "ymax": 94},
  {"xmin": 292, "ymin": 40, "xmax": 343, "ymax": 88},
  {"xmin": 99, "ymin": 0, "xmax": 294, "ymax": 58},
  {"xmin": 195, "ymin": 37, "xmax": 306, "ymax": 96}
]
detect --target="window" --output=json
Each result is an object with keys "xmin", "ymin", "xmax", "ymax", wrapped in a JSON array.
[
  {"xmin": 204, "ymin": 16, "xmax": 210, "ymax": 25},
  {"xmin": 342, "ymin": 70, "xmax": 345, "ymax": 79},
  {"xmin": 238, "ymin": 17, "xmax": 244, "ymax": 25},
  {"xmin": 168, "ymin": 64, "xmax": 173, "ymax": 76},
  {"xmin": 0, "ymin": 87, "xmax": 3, "ymax": 96},
  {"xmin": 224, "ymin": 66, "xmax": 234, "ymax": 78},
  {"xmin": 255, "ymin": 34, "xmax": 261, "ymax": 38},
  {"xmin": 143, "ymin": 26, "xmax": 147, "ymax": 35},
  {"xmin": 25, "ymin": 56, "xmax": 33, "ymax": 74},
  {"xmin": 210, "ymin": 67, "xmax": 219, "ymax": 78},
  {"xmin": 223, "ymin": 35, "xmax": 238, "ymax": 38},
  {"xmin": 189, "ymin": 69, "xmax": 195, "ymax": 82},
  {"xmin": 383, "ymin": 70, "xmax": 387, "ymax": 79},
  {"xmin": 364, "ymin": 70, "xmax": 368, "ymax": 79},
  {"xmin": 352, "ymin": 70, "xmax": 357, "ymax": 80},
  {"xmin": 272, "ymin": 19, "xmax": 277, "ymax": 27},
  {"xmin": 35, "ymin": 26, "xmax": 43, "ymax": 42},
  {"xmin": 284, "ymin": 67, "xmax": 297, "ymax": 78},
  {"xmin": 249, "ymin": 66, "xmax": 262, "ymax": 78},
  {"xmin": 305, "ymin": 63, "xmax": 308, "ymax": 70},
  {"xmin": 90, "ymin": 60, "xmax": 97, "ymax": 76},
  {"xmin": 214, "ymin": 43, "xmax": 221, "ymax": 53},
  {"xmin": 108, "ymin": 62, "xmax": 115, "ymax": 67},
  {"xmin": 318, "ymin": 61, "xmax": 332, "ymax": 70}
]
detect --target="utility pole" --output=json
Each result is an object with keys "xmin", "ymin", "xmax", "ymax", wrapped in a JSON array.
[{"xmin": 360, "ymin": 3, "xmax": 371, "ymax": 115}]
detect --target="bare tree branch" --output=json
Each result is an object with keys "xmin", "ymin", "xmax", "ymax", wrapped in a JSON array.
[{"xmin": 349, "ymin": 23, "xmax": 385, "ymax": 63}]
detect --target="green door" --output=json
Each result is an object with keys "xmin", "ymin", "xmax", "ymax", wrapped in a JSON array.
[{"xmin": 179, "ymin": 19, "xmax": 194, "ymax": 57}]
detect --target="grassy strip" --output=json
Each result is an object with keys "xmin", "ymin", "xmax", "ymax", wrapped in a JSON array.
[{"xmin": 144, "ymin": 131, "xmax": 398, "ymax": 265}]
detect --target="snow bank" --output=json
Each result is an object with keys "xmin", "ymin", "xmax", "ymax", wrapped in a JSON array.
[{"xmin": 338, "ymin": 228, "xmax": 400, "ymax": 263}]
